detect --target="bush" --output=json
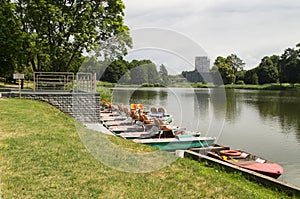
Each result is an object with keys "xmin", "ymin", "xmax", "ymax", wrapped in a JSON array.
[
  {"xmin": 236, "ymin": 80, "xmax": 245, "ymax": 85},
  {"xmin": 96, "ymin": 86, "xmax": 112, "ymax": 102}
]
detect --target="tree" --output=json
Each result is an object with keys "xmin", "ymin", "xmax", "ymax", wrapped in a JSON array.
[
  {"xmin": 129, "ymin": 64, "xmax": 147, "ymax": 84},
  {"xmin": 5, "ymin": 0, "xmax": 132, "ymax": 73},
  {"xmin": 0, "ymin": 1, "xmax": 24, "ymax": 79},
  {"xmin": 257, "ymin": 56, "xmax": 279, "ymax": 84},
  {"xmin": 128, "ymin": 60, "xmax": 160, "ymax": 85},
  {"xmin": 244, "ymin": 68, "xmax": 259, "ymax": 84},
  {"xmin": 211, "ymin": 63, "xmax": 235, "ymax": 84},
  {"xmin": 147, "ymin": 63, "xmax": 160, "ymax": 84},
  {"xmin": 159, "ymin": 64, "xmax": 169, "ymax": 85},
  {"xmin": 212, "ymin": 56, "xmax": 236, "ymax": 84},
  {"xmin": 225, "ymin": 54, "xmax": 245, "ymax": 77},
  {"xmin": 279, "ymin": 47, "xmax": 300, "ymax": 85},
  {"xmin": 236, "ymin": 70, "xmax": 246, "ymax": 83},
  {"xmin": 100, "ymin": 59, "xmax": 128, "ymax": 83}
]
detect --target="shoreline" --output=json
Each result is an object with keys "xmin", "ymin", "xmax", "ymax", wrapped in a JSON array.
[
  {"xmin": 1, "ymin": 82, "xmax": 300, "ymax": 92},
  {"xmin": 98, "ymin": 83, "xmax": 300, "ymax": 91}
]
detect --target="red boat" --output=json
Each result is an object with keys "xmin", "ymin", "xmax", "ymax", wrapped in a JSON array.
[{"xmin": 207, "ymin": 149, "xmax": 283, "ymax": 179}]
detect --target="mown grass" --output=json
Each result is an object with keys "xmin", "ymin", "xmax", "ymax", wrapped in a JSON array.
[{"xmin": 0, "ymin": 99, "xmax": 296, "ymax": 198}]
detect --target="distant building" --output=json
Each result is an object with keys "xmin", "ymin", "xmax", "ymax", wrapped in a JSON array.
[
  {"xmin": 186, "ymin": 56, "xmax": 212, "ymax": 83},
  {"xmin": 195, "ymin": 56, "xmax": 210, "ymax": 73}
]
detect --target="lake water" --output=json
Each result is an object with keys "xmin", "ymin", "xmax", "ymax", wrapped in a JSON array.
[{"xmin": 111, "ymin": 87, "xmax": 300, "ymax": 187}]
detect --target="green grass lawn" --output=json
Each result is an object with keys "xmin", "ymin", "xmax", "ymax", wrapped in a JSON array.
[{"xmin": 0, "ymin": 99, "xmax": 296, "ymax": 198}]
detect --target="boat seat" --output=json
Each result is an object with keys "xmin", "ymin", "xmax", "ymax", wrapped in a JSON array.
[
  {"xmin": 150, "ymin": 107, "xmax": 158, "ymax": 113},
  {"xmin": 158, "ymin": 107, "xmax": 166, "ymax": 116},
  {"xmin": 159, "ymin": 130, "xmax": 174, "ymax": 138}
]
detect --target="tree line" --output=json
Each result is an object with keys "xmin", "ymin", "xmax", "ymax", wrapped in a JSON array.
[
  {"xmin": 81, "ymin": 57, "xmax": 170, "ymax": 85},
  {"xmin": 211, "ymin": 43, "xmax": 300, "ymax": 85},
  {"xmin": 0, "ymin": 0, "xmax": 131, "ymax": 81}
]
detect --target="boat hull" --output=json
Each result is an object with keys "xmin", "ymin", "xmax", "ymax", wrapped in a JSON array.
[
  {"xmin": 109, "ymin": 125, "xmax": 145, "ymax": 133},
  {"xmin": 241, "ymin": 163, "xmax": 283, "ymax": 179},
  {"xmin": 207, "ymin": 150, "xmax": 283, "ymax": 179},
  {"xmin": 134, "ymin": 136, "xmax": 216, "ymax": 151}
]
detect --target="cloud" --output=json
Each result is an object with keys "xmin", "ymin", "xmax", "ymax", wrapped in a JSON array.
[{"xmin": 123, "ymin": 0, "xmax": 300, "ymax": 71}]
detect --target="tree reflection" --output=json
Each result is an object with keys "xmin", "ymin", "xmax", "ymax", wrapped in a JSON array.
[
  {"xmin": 224, "ymin": 90, "xmax": 243, "ymax": 123},
  {"xmin": 129, "ymin": 89, "xmax": 168, "ymax": 108},
  {"xmin": 246, "ymin": 90, "xmax": 300, "ymax": 142}
]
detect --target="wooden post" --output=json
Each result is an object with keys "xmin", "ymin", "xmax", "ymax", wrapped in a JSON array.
[
  {"xmin": 13, "ymin": 74, "xmax": 24, "ymax": 98},
  {"xmin": 18, "ymin": 78, "xmax": 21, "ymax": 98}
]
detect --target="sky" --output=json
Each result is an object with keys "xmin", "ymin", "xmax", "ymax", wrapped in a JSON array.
[{"xmin": 122, "ymin": 0, "xmax": 300, "ymax": 73}]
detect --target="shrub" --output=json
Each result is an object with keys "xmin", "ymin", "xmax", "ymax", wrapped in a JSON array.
[{"xmin": 236, "ymin": 80, "xmax": 245, "ymax": 85}]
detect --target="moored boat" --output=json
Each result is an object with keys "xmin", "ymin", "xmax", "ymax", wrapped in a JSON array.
[
  {"xmin": 206, "ymin": 149, "xmax": 284, "ymax": 178},
  {"xmin": 103, "ymin": 120, "xmax": 134, "ymax": 128},
  {"xmin": 133, "ymin": 134, "xmax": 216, "ymax": 151},
  {"xmin": 118, "ymin": 131, "xmax": 160, "ymax": 139},
  {"xmin": 119, "ymin": 130, "xmax": 201, "ymax": 140},
  {"xmin": 108, "ymin": 125, "xmax": 145, "ymax": 133}
]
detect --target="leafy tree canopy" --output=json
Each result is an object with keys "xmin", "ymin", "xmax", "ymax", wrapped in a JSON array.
[
  {"xmin": 225, "ymin": 54, "xmax": 245, "ymax": 74},
  {"xmin": 279, "ymin": 46, "xmax": 300, "ymax": 84},
  {"xmin": 212, "ymin": 55, "xmax": 243, "ymax": 84},
  {"xmin": 0, "ymin": 0, "xmax": 132, "ymax": 76},
  {"xmin": 257, "ymin": 56, "xmax": 279, "ymax": 84}
]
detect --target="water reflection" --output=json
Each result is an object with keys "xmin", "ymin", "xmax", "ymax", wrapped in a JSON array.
[
  {"xmin": 225, "ymin": 90, "xmax": 242, "ymax": 124},
  {"xmin": 241, "ymin": 90, "xmax": 300, "ymax": 142},
  {"xmin": 112, "ymin": 88, "xmax": 168, "ymax": 108},
  {"xmin": 129, "ymin": 89, "xmax": 167, "ymax": 105},
  {"xmin": 194, "ymin": 88, "xmax": 226, "ymax": 138}
]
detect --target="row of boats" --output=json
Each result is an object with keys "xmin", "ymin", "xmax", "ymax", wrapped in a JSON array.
[{"xmin": 99, "ymin": 102, "xmax": 283, "ymax": 179}]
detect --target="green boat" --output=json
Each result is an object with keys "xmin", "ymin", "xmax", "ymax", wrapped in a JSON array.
[
  {"xmin": 119, "ymin": 130, "xmax": 201, "ymax": 140},
  {"xmin": 133, "ymin": 134, "xmax": 216, "ymax": 151}
]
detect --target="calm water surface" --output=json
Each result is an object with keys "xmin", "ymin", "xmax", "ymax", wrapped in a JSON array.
[{"xmin": 111, "ymin": 87, "xmax": 300, "ymax": 186}]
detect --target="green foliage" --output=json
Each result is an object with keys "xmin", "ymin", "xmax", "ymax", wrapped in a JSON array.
[
  {"xmin": 147, "ymin": 63, "xmax": 161, "ymax": 84},
  {"xmin": 129, "ymin": 61, "xmax": 148, "ymax": 84},
  {"xmin": 159, "ymin": 64, "xmax": 170, "ymax": 85},
  {"xmin": 279, "ymin": 47, "xmax": 300, "ymax": 85},
  {"xmin": 0, "ymin": 1, "xmax": 23, "ymax": 78},
  {"xmin": 243, "ymin": 44, "xmax": 299, "ymax": 86},
  {"xmin": 141, "ymin": 83, "xmax": 163, "ymax": 87},
  {"xmin": 96, "ymin": 86, "xmax": 112, "ymax": 102},
  {"xmin": 1, "ymin": 0, "xmax": 132, "ymax": 74},
  {"xmin": 257, "ymin": 56, "xmax": 279, "ymax": 84},
  {"xmin": 236, "ymin": 80, "xmax": 245, "ymax": 85},
  {"xmin": 82, "ymin": 58, "xmax": 161, "ymax": 85},
  {"xmin": 212, "ymin": 55, "xmax": 244, "ymax": 85},
  {"xmin": 129, "ymin": 60, "xmax": 160, "ymax": 85},
  {"xmin": 244, "ymin": 68, "xmax": 259, "ymax": 84},
  {"xmin": 225, "ymin": 83, "xmax": 300, "ymax": 90},
  {"xmin": 100, "ymin": 59, "xmax": 129, "ymax": 83},
  {"xmin": 191, "ymin": 82, "xmax": 209, "ymax": 88},
  {"xmin": 236, "ymin": 70, "xmax": 246, "ymax": 82},
  {"xmin": 226, "ymin": 54, "xmax": 245, "ymax": 75},
  {"xmin": 211, "ymin": 62, "xmax": 236, "ymax": 84}
]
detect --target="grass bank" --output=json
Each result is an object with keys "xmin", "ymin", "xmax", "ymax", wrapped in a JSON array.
[
  {"xmin": 0, "ymin": 99, "xmax": 296, "ymax": 198},
  {"xmin": 224, "ymin": 83, "xmax": 300, "ymax": 90},
  {"xmin": 97, "ymin": 81, "xmax": 300, "ymax": 91}
]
